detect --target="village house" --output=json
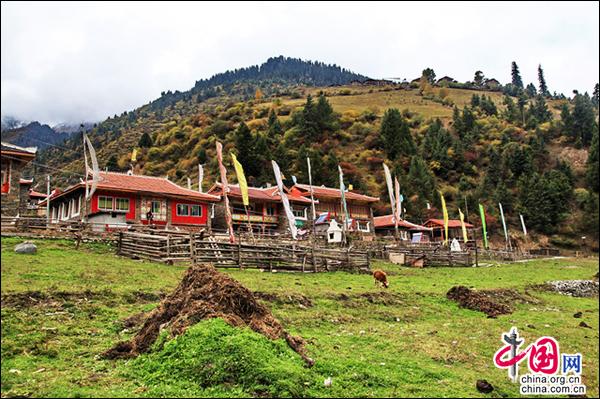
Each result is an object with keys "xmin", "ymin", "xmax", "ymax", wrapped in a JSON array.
[
  {"xmin": 207, "ymin": 183, "xmax": 314, "ymax": 234},
  {"xmin": 18, "ymin": 178, "xmax": 48, "ymax": 212},
  {"xmin": 373, "ymin": 215, "xmax": 432, "ymax": 240},
  {"xmin": 1, "ymin": 142, "xmax": 37, "ymax": 216},
  {"xmin": 423, "ymin": 218, "xmax": 475, "ymax": 242},
  {"xmin": 290, "ymin": 184, "xmax": 379, "ymax": 236},
  {"xmin": 436, "ymin": 76, "xmax": 457, "ymax": 86},
  {"xmin": 39, "ymin": 171, "xmax": 220, "ymax": 231},
  {"xmin": 484, "ymin": 78, "xmax": 501, "ymax": 89}
]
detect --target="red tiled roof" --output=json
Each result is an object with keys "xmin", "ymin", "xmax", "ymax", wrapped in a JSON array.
[
  {"xmin": 374, "ymin": 215, "xmax": 432, "ymax": 230},
  {"xmin": 19, "ymin": 178, "xmax": 33, "ymax": 185},
  {"xmin": 424, "ymin": 218, "xmax": 474, "ymax": 228},
  {"xmin": 29, "ymin": 190, "xmax": 47, "ymax": 199},
  {"xmin": 293, "ymin": 183, "xmax": 379, "ymax": 203},
  {"xmin": 208, "ymin": 183, "xmax": 313, "ymax": 204},
  {"xmin": 40, "ymin": 172, "xmax": 220, "ymax": 204}
]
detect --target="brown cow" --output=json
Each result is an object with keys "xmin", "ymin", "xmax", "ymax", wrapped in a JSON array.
[{"xmin": 372, "ymin": 269, "xmax": 389, "ymax": 288}]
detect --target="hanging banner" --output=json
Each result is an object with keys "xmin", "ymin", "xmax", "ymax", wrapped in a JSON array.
[
  {"xmin": 216, "ymin": 142, "xmax": 235, "ymax": 243},
  {"xmin": 520, "ymin": 214, "xmax": 528, "ymax": 236},
  {"xmin": 458, "ymin": 208, "xmax": 468, "ymax": 243},
  {"xmin": 198, "ymin": 164, "xmax": 204, "ymax": 193},
  {"xmin": 394, "ymin": 176, "xmax": 401, "ymax": 229},
  {"xmin": 499, "ymin": 202, "xmax": 509, "ymax": 243},
  {"xmin": 83, "ymin": 133, "xmax": 99, "ymax": 199},
  {"xmin": 131, "ymin": 148, "xmax": 138, "ymax": 162},
  {"xmin": 440, "ymin": 191, "xmax": 449, "ymax": 245},
  {"xmin": 383, "ymin": 163, "xmax": 396, "ymax": 223},
  {"xmin": 479, "ymin": 203, "xmax": 489, "ymax": 249},
  {"xmin": 230, "ymin": 153, "xmax": 249, "ymax": 206},
  {"xmin": 272, "ymin": 160, "xmax": 297, "ymax": 239},
  {"xmin": 307, "ymin": 157, "xmax": 316, "ymax": 222},
  {"xmin": 338, "ymin": 165, "xmax": 349, "ymax": 229}
]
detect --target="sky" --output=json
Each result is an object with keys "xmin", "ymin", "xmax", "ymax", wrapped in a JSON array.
[{"xmin": 1, "ymin": 1, "xmax": 599, "ymax": 126}]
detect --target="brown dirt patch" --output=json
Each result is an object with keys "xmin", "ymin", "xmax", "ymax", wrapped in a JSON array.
[
  {"xmin": 1, "ymin": 289, "xmax": 162, "ymax": 309},
  {"xmin": 102, "ymin": 264, "xmax": 313, "ymax": 366},
  {"xmin": 330, "ymin": 291, "xmax": 406, "ymax": 307},
  {"xmin": 446, "ymin": 286, "xmax": 512, "ymax": 318}
]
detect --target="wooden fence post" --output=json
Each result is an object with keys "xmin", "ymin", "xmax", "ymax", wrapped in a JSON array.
[
  {"xmin": 189, "ymin": 232, "xmax": 196, "ymax": 265},
  {"xmin": 166, "ymin": 234, "xmax": 171, "ymax": 260},
  {"xmin": 118, "ymin": 232, "xmax": 123, "ymax": 254},
  {"xmin": 312, "ymin": 246, "xmax": 317, "ymax": 273},
  {"xmin": 238, "ymin": 239, "xmax": 242, "ymax": 270}
]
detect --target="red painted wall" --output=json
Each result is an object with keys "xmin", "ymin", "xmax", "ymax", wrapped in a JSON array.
[
  {"xmin": 91, "ymin": 191, "xmax": 136, "ymax": 220},
  {"xmin": 170, "ymin": 200, "xmax": 208, "ymax": 225}
]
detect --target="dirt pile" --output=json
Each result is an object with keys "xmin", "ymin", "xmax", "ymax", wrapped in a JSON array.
[
  {"xmin": 446, "ymin": 286, "xmax": 512, "ymax": 318},
  {"xmin": 546, "ymin": 280, "xmax": 599, "ymax": 297},
  {"xmin": 102, "ymin": 264, "xmax": 313, "ymax": 366}
]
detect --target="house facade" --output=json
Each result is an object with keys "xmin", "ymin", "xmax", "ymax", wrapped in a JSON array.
[
  {"xmin": 290, "ymin": 184, "xmax": 379, "ymax": 235},
  {"xmin": 207, "ymin": 183, "xmax": 313, "ymax": 234},
  {"xmin": 1, "ymin": 142, "xmax": 37, "ymax": 216},
  {"xmin": 39, "ymin": 172, "xmax": 220, "ymax": 231},
  {"xmin": 423, "ymin": 218, "xmax": 475, "ymax": 241},
  {"xmin": 373, "ymin": 215, "xmax": 432, "ymax": 240}
]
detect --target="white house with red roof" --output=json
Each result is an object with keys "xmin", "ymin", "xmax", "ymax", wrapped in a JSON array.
[
  {"xmin": 39, "ymin": 171, "xmax": 220, "ymax": 231},
  {"xmin": 290, "ymin": 183, "xmax": 379, "ymax": 234},
  {"xmin": 207, "ymin": 182, "xmax": 313, "ymax": 233}
]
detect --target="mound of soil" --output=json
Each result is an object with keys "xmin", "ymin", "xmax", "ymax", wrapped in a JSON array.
[
  {"xmin": 102, "ymin": 264, "xmax": 313, "ymax": 366},
  {"xmin": 253, "ymin": 291, "xmax": 313, "ymax": 307},
  {"xmin": 1, "ymin": 289, "xmax": 163, "ymax": 309},
  {"xmin": 446, "ymin": 286, "xmax": 512, "ymax": 318}
]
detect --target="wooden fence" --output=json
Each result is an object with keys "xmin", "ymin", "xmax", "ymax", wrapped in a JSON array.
[
  {"xmin": 387, "ymin": 245, "xmax": 476, "ymax": 267},
  {"xmin": 117, "ymin": 231, "xmax": 370, "ymax": 273}
]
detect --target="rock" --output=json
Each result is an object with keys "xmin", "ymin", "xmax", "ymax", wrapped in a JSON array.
[
  {"xmin": 324, "ymin": 377, "xmax": 332, "ymax": 387},
  {"xmin": 527, "ymin": 324, "xmax": 536, "ymax": 329},
  {"xmin": 579, "ymin": 321, "xmax": 592, "ymax": 329},
  {"xmin": 476, "ymin": 379, "xmax": 494, "ymax": 394},
  {"xmin": 547, "ymin": 280, "xmax": 599, "ymax": 298},
  {"xmin": 14, "ymin": 241, "xmax": 37, "ymax": 254},
  {"xmin": 573, "ymin": 312, "xmax": 583, "ymax": 318}
]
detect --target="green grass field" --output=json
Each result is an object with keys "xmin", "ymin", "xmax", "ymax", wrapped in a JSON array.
[{"xmin": 1, "ymin": 236, "xmax": 598, "ymax": 398}]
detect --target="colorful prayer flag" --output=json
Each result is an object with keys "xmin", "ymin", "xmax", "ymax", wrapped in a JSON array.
[
  {"xmin": 131, "ymin": 148, "xmax": 137, "ymax": 162},
  {"xmin": 216, "ymin": 142, "xmax": 235, "ymax": 243},
  {"xmin": 394, "ymin": 177, "xmax": 401, "ymax": 228},
  {"xmin": 338, "ymin": 165, "xmax": 349, "ymax": 230},
  {"xmin": 382, "ymin": 163, "xmax": 396, "ymax": 223},
  {"xmin": 520, "ymin": 214, "xmax": 527, "ymax": 236},
  {"xmin": 479, "ymin": 203, "xmax": 489, "ymax": 249},
  {"xmin": 458, "ymin": 208, "xmax": 468, "ymax": 243},
  {"xmin": 272, "ymin": 160, "xmax": 297, "ymax": 239},
  {"xmin": 499, "ymin": 202, "xmax": 509, "ymax": 243},
  {"xmin": 230, "ymin": 153, "xmax": 249, "ymax": 206},
  {"xmin": 440, "ymin": 191, "xmax": 449, "ymax": 245}
]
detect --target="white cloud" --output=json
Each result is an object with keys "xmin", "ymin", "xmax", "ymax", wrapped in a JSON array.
[{"xmin": 1, "ymin": 1, "xmax": 598, "ymax": 125}]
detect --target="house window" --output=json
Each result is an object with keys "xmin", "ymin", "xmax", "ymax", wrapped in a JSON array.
[
  {"xmin": 190, "ymin": 204, "xmax": 202, "ymax": 217},
  {"xmin": 98, "ymin": 196, "xmax": 113, "ymax": 211},
  {"xmin": 265, "ymin": 204, "xmax": 276, "ymax": 216},
  {"xmin": 115, "ymin": 198, "xmax": 130, "ymax": 212},
  {"xmin": 142, "ymin": 198, "xmax": 166, "ymax": 221},
  {"xmin": 357, "ymin": 221, "xmax": 370, "ymax": 232},
  {"xmin": 176, "ymin": 203, "xmax": 190, "ymax": 216},
  {"xmin": 151, "ymin": 201, "xmax": 161, "ymax": 214},
  {"xmin": 72, "ymin": 196, "xmax": 81, "ymax": 216},
  {"xmin": 292, "ymin": 206, "xmax": 306, "ymax": 219},
  {"xmin": 61, "ymin": 203, "xmax": 68, "ymax": 220}
]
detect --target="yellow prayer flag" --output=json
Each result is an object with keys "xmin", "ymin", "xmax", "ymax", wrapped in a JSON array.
[
  {"xmin": 458, "ymin": 208, "xmax": 468, "ymax": 243},
  {"xmin": 230, "ymin": 153, "xmax": 249, "ymax": 206},
  {"xmin": 440, "ymin": 191, "xmax": 449, "ymax": 245},
  {"xmin": 131, "ymin": 148, "xmax": 138, "ymax": 162}
]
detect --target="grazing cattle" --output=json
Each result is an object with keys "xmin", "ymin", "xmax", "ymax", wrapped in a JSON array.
[{"xmin": 372, "ymin": 269, "xmax": 389, "ymax": 288}]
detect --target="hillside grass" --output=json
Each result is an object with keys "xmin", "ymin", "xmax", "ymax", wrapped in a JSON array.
[{"xmin": 1, "ymin": 236, "xmax": 598, "ymax": 397}]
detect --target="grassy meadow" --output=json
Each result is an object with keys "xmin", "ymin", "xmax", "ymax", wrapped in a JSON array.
[{"xmin": 1, "ymin": 236, "xmax": 598, "ymax": 397}]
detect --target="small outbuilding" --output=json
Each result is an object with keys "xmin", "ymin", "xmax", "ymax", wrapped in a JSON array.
[{"xmin": 327, "ymin": 219, "xmax": 343, "ymax": 243}]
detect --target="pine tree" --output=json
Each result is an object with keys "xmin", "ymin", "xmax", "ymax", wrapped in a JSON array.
[
  {"xmin": 422, "ymin": 68, "xmax": 436, "ymax": 84},
  {"xmin": 538, "ymin": 64, "xmax": 549, "ymax": 97},
  {"xmin": 106, "ymin": 155, "xmax": 119, "ymax": 171},
  {"xmin": 511, "ymin": 61, "xmax": 524, "ymax": 89},
  {"xmin": 380, "ymin": 108, "xmax": 415, "ymax": 160},
  {"xmin": 421, "ymin": 119, "xmax": 453, "ymax": 177},
  {"xmin": 197, "ymin": 148, "xmax": 207, "ymax": 164},
  {"xmin": 138, "ymin": 132, "xmax": 153, "ymax": 148},
  {"xmin": 525, "ymin": 83, "xmax": 537, "ymax": 98},
  {"xmin": 593, "ymin": 83, "xmax": 599, "ymax": 109},
  {"xmin": 571, "ymin": 93, "xmax": 597, "ymax": 146},
  {"xmin": 473, "ymin": 71, "xmax": 485, "ymax": 87},
  {"xmin": 587, "ymin": 128, "xmax": 599, "ymax": 192},
  {"xmin": 407, "ymin": 155, "xmax": 436, "ymax": 219}
]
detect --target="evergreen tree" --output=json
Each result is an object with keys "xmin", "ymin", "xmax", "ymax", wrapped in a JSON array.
[
  {"xmin": 502, "ymin": 95, "xmax": 520, "ymax": 123},
  {"xmin": 587, "ymin": 128, "xmax": 599, "ymax": 193},
  {"xmin": 525, "ymin": 83, "xmax": 537, "ymax": 98},
  {"xmin": 473, "ymin": 70, "xmax": 485, "ymax": 87},
  {"xmin": 511, "ymin": 61, "xmax": 524, "ymax": 89},
  {"xmin": 106, "ymin": 155, "xmax": 119, "ymax": 171},
  {"xmin": 471, "ymin": 94, "xmax": 481, "ymax": 107},
  {"xmin": 197, "ymin": 148, "xmax": 207, "ymax": 164},
  {"xmin": 407, "ymin": 155, "xmax": 436, "ymax": 219},
  {"xmin": 422, "ymin": 68, "xmax": 436, "ymax": 84},
  {"xmin": 380, "ymin": 108, "xmax": 415, "ymax": 160},
  {"xmin": 593, "ymin": 83, "xmax": 599, "ymax": 109},
  {"xmin": 538, "ymin": 64, "xmax": 549, "ymax": 97},
  {"xmin": 138, "ymin": 132, "xmax": 153, "ymax": 148},
  {"xmin": 571, "ymin": 93, "xmax": 597, "ymax": 146},
  {"xmin": 421, "ymin": 119, "xmax": 453, "ymax": 177}
]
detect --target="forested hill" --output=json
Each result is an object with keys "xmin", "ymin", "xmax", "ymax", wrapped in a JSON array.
[
  {"xmin": 148, "ymin": 56, "xmax": 368, "ymax": 111},
  {"xmin": 34, "ymin": 59, "xmax": 599, "ymax": 249}
]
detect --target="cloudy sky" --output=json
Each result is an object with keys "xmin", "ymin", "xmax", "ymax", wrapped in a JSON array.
[{"xmin": 1, "ymin": 1, "xmax": 598, "ymax": 126}]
